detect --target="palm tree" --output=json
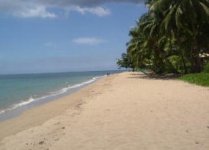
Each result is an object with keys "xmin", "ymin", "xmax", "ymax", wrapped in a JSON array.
[
  {"xmin": 117, "ymin": 0, "xmax": 209, "ymax": 74},
  {"xmin": 139, "ymin": 11, "xmax": 168, "ymax": 73},
  {"xmin": 150, "ymin": 0, "xmax": 209, "ymax": 72}
]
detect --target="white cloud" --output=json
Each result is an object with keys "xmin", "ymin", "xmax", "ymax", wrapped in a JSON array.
[
  {"xmin": 70, "ymin": 6, "xmax": 111, "ymax": 17},
  {"xmin": 0, "ymin": 0, "xmax": 145, "ymax": 18},
  {"xmin": 15, "ymin": 5, "xmax": 56, "ymax": 18},
  {"xmin": 72, "ymin": 37, "xmax": 106, "ymax": 45}
]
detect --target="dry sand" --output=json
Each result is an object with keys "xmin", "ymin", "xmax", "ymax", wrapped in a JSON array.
[{"xmin": 0, "ymin": 72, "xmax": 209, "ymax": 150}]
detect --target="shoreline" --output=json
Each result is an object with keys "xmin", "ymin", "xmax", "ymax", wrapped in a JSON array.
[
  {"xmin": 0, "ymin": 74, "xmax": 110, "ymax": 141},
  {"xmin": 1, "ymin": 72, "xmax": 209, "ymax": 150},
  {"xmin": 0, "ymin": 75, "xmax": 105, "ymax": 122}
]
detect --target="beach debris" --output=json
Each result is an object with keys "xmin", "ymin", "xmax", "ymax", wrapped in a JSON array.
[
  {"xmin": 39, "ymin": 141, "xmax": 44, "ymax": 145},
  {"xmin": 195, "ymin": 141, "xmax": 199, "ymax": 144}
]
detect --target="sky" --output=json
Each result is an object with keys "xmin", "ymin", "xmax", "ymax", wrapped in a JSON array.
[{"xmin": 0, "ymin": 0, "xmax": 147, "ymax": 74}]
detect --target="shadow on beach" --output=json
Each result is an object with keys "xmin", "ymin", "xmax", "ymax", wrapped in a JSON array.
[{"xmin": 128, "ymin": 72, "xmax": 181, "ymax": 80}]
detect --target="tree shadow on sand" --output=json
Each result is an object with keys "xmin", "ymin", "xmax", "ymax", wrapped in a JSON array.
[{"xmin": 128, "ymin": 72, "xmax": 181, "ymax": 80}]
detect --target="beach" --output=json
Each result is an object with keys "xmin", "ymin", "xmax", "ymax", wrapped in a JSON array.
[{"xmin": 0, "ymin": 72, "xmax": 209, "ymax": 150}]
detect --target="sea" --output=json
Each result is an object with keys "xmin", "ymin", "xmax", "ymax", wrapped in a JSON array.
[{"xmin": 0, "ymin": 70, "xmax": 120, "ymax": 120}]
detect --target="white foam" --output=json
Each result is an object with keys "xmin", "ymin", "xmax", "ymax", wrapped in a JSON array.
[
  {"xmin": 0, "ymin": 75, "xmax": 104, "ymax": 115},
  {"xmin": 0, "ymin": 97, "xmax": 36, "ymax": 115}
]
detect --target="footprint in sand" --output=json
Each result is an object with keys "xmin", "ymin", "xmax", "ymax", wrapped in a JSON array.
[
  {"xmin": 39, "ymin": 141, "xmax": 44, "ymax": 145},
  {"xmin": 54, "ymin": 122, "xmax": 61, "ymax": 125},
  {"xmin": 195, "ymin": 141, "xmax": 199, "ymax": 145}
]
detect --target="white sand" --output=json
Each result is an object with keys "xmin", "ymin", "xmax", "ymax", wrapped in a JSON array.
[{"xmin": 0, "ymin": 72, "xmax": 209, "ymax": 150}]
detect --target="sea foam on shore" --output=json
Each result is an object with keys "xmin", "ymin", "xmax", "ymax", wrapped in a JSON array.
[{"xmin": 0, "ymin": 71, "xmax": 113, "ymax": 121}]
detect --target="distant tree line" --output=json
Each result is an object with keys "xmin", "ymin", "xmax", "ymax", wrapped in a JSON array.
[{"xmin": 117, "ymin": 0, "xmax": 209, "ymax": 74}]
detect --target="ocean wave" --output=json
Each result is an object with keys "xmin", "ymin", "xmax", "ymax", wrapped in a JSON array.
[{"xmin": 0, "ymin": 75, "xmax": 104, "ymax": 115}]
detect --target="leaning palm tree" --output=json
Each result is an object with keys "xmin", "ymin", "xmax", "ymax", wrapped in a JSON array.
[
  {"xmin": 150, "ymin": 0, "xmax": 209, "ymax": 72},
  {"xmin": 118, "ymin": 0, "xmax": 209, "ymax": 74},
  {"xmin": 139, "ymin": 12, "xmax": 167, "ymax": 73}
]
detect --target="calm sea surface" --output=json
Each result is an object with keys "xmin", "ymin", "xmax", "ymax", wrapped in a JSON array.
[{"xmin": 0, "ymin": 71, "xmax": 119, "ymax": 117}]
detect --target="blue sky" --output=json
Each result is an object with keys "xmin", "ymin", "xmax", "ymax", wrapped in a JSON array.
[{"xmin": 0, "ymin": 0, "xmax": 147, "ymax": 74}]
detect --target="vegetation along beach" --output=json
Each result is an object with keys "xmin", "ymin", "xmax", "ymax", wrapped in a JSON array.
[{"xmin": 0, "ymin": 0, "xmax": 209, "ymax": 150}]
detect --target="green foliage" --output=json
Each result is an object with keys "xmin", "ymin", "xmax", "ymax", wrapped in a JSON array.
[
  {"xmin": 180, "ymin": 73, "xmax": 209, "ymax": 87},
  {"xmin": 203, "ymin": 62, "xmax": 209, "ymax": 73},
  {"xmin": 167, "ymin": 55, "xmax": 183, "ymax": 73},
  {"xmin": 117, "ymin": 53, "xmax": 134, "ymax": 70},
  {"xmin": 117, "ymin": 0, "xmax": 209, "ymax": 74}
]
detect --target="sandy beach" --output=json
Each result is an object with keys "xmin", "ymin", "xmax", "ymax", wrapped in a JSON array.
[{"xmin": 0, "ymin": 72, "xmax": 209, "ymax": 150}]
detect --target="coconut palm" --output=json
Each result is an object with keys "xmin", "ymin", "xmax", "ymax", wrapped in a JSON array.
[
  {"xmin": 117, "ymin": 0, "xmax": 209, "ymax": 74},
  {"xmin": 150, "ymin": 0, "xmax": 209, "ymax": 72}
]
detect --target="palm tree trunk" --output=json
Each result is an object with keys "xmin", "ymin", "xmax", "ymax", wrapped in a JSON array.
[{"xmin": 180, "ymin": 50, "xmax": 187, "ymax": 74}]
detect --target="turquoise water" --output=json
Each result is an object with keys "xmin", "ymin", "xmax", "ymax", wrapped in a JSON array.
[{"xmin": 0, "ymin": 71, "xmax": 118, "ymax": 116}]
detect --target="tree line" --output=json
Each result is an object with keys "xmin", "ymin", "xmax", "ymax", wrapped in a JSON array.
[{"xmin": 117, "ymin": 0, "xmax": 209, "ymax": 74}]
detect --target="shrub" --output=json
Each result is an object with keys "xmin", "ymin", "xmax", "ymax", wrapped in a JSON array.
[{"xmin": 203, "ymin": 62, "xmax": 209, "ymax": 73}]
